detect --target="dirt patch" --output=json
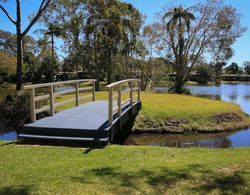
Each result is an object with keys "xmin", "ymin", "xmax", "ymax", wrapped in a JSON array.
[
  {"xmin": 212, "ymin": 112, "xmax": 243, "ymax": 123},
  {"xmin": 164, "ymin": 118, "xmax": 188, "ymax": 128},
  {"xmin": 216, "ymin": 165, "xmax": 241, "ymax": 174}
]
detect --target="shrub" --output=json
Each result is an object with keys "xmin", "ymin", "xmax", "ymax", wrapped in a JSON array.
[{"xmin": 0, "ymin": 93, "xmax": 30, "ymax": 131}]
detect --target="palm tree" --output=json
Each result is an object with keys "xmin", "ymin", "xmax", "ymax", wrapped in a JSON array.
[
  {"xmin": 163, "ymin": 6, "xmax": 195, "ymax": 93},
  {"xmin": 34, "ymin": 24, "xmax": 62, "ymax": 63}
]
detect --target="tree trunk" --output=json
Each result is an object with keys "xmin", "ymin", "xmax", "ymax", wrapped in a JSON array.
[
  {"xmin": 51, "ymin": 32, "xmax": 54, "ymax": 63},
  {"xmin": 16, "ymin": 0, "xmax": 22, "ymax": 91}
]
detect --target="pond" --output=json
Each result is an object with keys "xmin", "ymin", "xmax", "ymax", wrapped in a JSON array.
[
  {"xmin": 1, "ymin": 83, "xmax": 250, "ymax": 148},
  {"xmin": 123, "ymin": 83, "xmax": 250, "ymax": 148}
]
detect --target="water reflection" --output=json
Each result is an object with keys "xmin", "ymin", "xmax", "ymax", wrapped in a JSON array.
[
  {"xmin": 188, "ymin": 83, "xmax": 250, "ymax": 115},
  {"xmin": 124, "ymin": 129, "xmax": 250, "ymax": 148},
  {"xmin": 124, "ymin": 83, "xmax": 250, "ymax": 148}
]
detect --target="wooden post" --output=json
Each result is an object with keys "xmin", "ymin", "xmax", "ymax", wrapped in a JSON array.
[
  {"xmin": 108, "ymin": 87, "xmax": 113, "ymax": 126},
  {"xmin": 76, "ymin": 82, "xmax": 79, "ymax": 106},
  {"xmin": 130, "ymin": 81, "xmax": 133, "ymax": 106},
  {"xmin": 118, "ymin": 84, "xmax": 122, "ymax": 116},
  {"xmin": 138, "ymin": 80, "xmax": 141, "ymax": 102},
  {"xmin": 49, "ymin": 85, "xmax": 54, "ymax": 116},
  {"xmin": 30, "ymin": 88, "xmax": 36, "ymax": 122},
  {"xmin": 92, "ymin": 81, "xmax": 95, "ymax": 101}
]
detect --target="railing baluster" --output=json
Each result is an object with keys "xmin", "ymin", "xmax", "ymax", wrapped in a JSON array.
[
  {"xmin": 92, "ymin": 81, "xmax": 95, "ymax": 101},
  {"xmin": 76, "ymin": 82, "xmax": 79, "ymax": 106},
  {"xmin": 130, "ymin": 81, "xmax": 133, "ymax": 106},
  {"xmin": 49, "ymin": 85, "xmax": 54, "ymax": 116},
  {"xmin": 138, "ymin": 80, "xmax": 141, "ymax": 102},
  {"xmin": 30, "ymin": 88, "xmax": 36, "ymax": 122},
  {"xmin": 118, "ymin": 84, "xmax": 122, "ymax": 116},
  {"xmin": 108, "ymin": 87, "xmax": 113, "ymax": 126}
]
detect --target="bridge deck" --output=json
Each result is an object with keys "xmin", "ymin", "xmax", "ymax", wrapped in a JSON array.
[
  {"xmin": 25, "ymin": 101, "xmax": 110, "ymax": 130},
  {"xmin": 18, "ymin": 79, "xmax": 141, "ymax": 143},
  {"xmin": 19, "ymin": 100, "xmax": 141, "ymax": 142}
]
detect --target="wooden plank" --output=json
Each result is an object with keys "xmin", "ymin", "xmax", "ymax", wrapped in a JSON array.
[
  {"xmin": 54, "ymin": 98, "xmax": 76, "ymax": 108},
  {"xmin": 113, "ymin": 93, "xmax": 118, "ymax": 99},
  {"xmin": 49, "ymin": 86, "xmax": 54, "ymax": 116},
  {"xmin": 30, "ymin": 88, "xmax": 36, "ymax": 122},
  {"xmin": 22, "ymin": 79, "xmax": 97, "ymax": 90},
  {"xmin": 106, "ymin": 79, "xmax": 140, "ymax": 88},
  {"xmin": 79, "ymin": 86, "xmax": 93, "ymax": 92},
  {"xmin": 79, "ymin": 94, "xmax": 92, "ymax": 100},
  {"xmin": 130, "ymin": 81, "xmax": 133, "ymax": 106},
  {"xmin": 76, "ymin": 82, "xmax": 79, "ymax": 106},
  {"xmin": 121, "ymin": 88, "xmax": 130, "ymax": 94},
  {"xmin": 133, "ymin": 95, "xmax": 138, "ymax": 102},
  {"xmin": 35, "ymin": 106, "xmax": 50, "ymax": 114},
  {"xmin": 92, "ymin": 81, "xmax": 95, "ymax": 101},
  {"xmin": 113, "ymin": 106, "xmax": 118, "ymax": 114},
  {"xmin": 109, "ymin": 88, "xmax": 113, "ymax": 126},
  {"xmin": 118, "ymin": 85, "xmax": 122, "ymax": 116},
  {"xmin": 34, "ymin": 94, "xmax": 49, "ymax": 101},
  {"xmin": 121, "ymin": 98, "xmax": 131, "ymax": 108},
  {"xmin": 54, "ymin": 88, "xmax": 76, "ymax": 96}
]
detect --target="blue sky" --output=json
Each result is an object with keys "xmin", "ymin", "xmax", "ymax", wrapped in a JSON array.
[{"xmin": 0, "ymin": 0, "xmax": 249, "ymax": 65}]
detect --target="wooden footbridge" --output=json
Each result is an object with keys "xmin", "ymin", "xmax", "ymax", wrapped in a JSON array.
[{"xmin": 18, "ymin": 79, "xmax": 141, "ymax": 143}]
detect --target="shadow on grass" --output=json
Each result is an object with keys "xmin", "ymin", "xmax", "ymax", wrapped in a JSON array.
[
  {"xmin": 71, "ymin": 164, "xmax": 249, "ymax": 194},
  {"xmin": 14, "ymin": 139, "xmax": 107, "ymax": 150},
  {"xmin": 0, "ymin": 185, "xmax": 32, "ymax": 195}
]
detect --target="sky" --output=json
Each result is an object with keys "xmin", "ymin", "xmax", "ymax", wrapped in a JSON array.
[{"xmin": 0, "ymin": 0, "xmax": 249, "ymax": 65}]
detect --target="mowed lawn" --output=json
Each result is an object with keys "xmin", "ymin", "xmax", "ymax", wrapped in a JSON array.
[
  {"xmin": 135, "ymin": 92, "xmax": 250, "ymax": 132},
  {"xmin": 0, "ymin": 141, "xmax": 249, "ymax": 194},
  {"xmin": 50, "ymin": 91, "xmax": 250, "ymax": 132}
]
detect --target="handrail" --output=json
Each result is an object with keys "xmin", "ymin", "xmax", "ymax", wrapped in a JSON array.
[
  {"xmin": 22, "ymin": 79, "xmax": 96, "ymax": 90},
  {"xmin": 106, "ymin": 79, "xmax": 141, "ymax": 88},
  {"xmin": 23, "ymin": 79, "xmax": 96, "ymax": 122},
  {"xmin": 106, "ymin": 79, "xmax": 141, "ymax": 126}
]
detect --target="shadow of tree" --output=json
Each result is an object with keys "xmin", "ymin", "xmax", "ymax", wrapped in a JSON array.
[
  {"xmin": 0, "ymin": 185, "xmax": 32, "ymax": 195},
  {"xmin": 71, "ymin": 164, "xmax": 249, "ymax": 194},
  {"xmin": 194, "ymin": 171, "xmax": 250, "ymax": 194}
]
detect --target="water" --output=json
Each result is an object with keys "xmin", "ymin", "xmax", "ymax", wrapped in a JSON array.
[
  {"xmin": 124, "ymin": 83, "xmax": 250, "ymax": 148},
  {"xmin": 0, "ymin": 130, "xmax": 16, "ymax": 140}
]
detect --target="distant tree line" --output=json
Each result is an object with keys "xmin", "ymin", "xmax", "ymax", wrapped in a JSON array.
[{"xmin": 0, "ymin": 0, "xmax": 247, "ymax": 93}]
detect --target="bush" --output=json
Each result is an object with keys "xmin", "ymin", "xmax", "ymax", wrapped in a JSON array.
[{"xmin": 0, "ymin": 93, "xmax": 30, "ymax": 131}]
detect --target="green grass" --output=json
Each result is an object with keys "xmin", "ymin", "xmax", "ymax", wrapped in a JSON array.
[
  {"xmin": 0, "ymin": 141, "xmax": 249, "ymax": 194},
  {"xmin": 134, "ymin": 92, "xmax": 250, "ymax": 132}
]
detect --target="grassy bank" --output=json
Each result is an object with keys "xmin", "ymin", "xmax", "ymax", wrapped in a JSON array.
[
  {"xmin": 134, "ymin": 92, "xmax": 250, "ymax": 133},
  {"xmin": 0, "ymin": 141, "xmax": 249, "ymax": 194},
  {"xmin": 1, "ymin": 85, "xmax": 249, "ymax": 133}
]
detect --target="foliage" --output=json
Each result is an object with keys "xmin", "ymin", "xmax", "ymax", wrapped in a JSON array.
[
  {"xmin": 224, "ymin": 62, "xmax": 243, "ymax": 74},
  {"xmin": 0, "ymin": 93, "xmax": 30, "ymax": 131},
  {"xmin": 0, "ymin": 0, "xmax": 52, "ymax": 90},
  {"xmin": 243, "ymin": 61, "xmax": 250, "ymax": 75},
  {"xmin": 0, "ymin": 52, "xmax": 16, "ymax": 83},
  {"xmin": 0, "ymin": 142, "xmax": 250, "ymax": 194},
  {"xmin": 42, "ymin": 0, "xmax": 143, "ymax": 88},
  {"xmin": 212, "ymin": 61, "xmax": 226, "ymax": 75},
  {"xmin": 156, "ymin": 0, "xmax": 246, "ymax": 93}
]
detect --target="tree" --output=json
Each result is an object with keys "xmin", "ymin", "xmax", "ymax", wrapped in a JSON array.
[
  {"xmin": 0, "ymin": 51, "xmax": 16, "ymax": 83},
  {"xmin": 224, "ymin": 62, "xmax": 240, "ymax": 74},
  {"xmin": 157, "ymin": 0, "xmax": 246, "ymax": 93},
  {"xmin": 34, "ymin": 24, "xmax": 62, "ymax": 63},
  {"xmin": 0, "ymin": 0, "xmax": 52, "ymax": 90},
  {"xmin": 163, "ymin": 6, "xmax": 195, "ymax": 93},
  {"xmin": 243, "ymin": 61, "xmax": 250, "ymax": 75}
]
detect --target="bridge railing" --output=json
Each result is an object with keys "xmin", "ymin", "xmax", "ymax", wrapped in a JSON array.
[
  {"xmin": 106, "ymin": 79, "xmax": 141, "ymax": 126},
  {"xmin": 22, "ymin": 79, "xmax": 96, "ymax": 122}
]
